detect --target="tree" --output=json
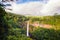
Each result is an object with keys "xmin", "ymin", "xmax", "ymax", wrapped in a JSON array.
[
  {"xmin": 31, "ymin": 28, "xmax": 60, "ymax": 40},
  {"xmin": 0, "ymin": 5, "xmax": 8, "ymax": 40}
]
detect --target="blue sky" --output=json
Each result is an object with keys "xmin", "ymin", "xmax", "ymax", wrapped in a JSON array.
[{"xmin": 16, "ymin": 0, "xmax": 48, "ymax": 4}]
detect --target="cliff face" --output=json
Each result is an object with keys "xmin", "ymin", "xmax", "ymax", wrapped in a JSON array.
[{"xmin": 30, "ymin": 22, "xmax": 52, "ymax": 29}]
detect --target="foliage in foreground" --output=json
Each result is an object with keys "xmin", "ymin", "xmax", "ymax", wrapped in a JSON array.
[
  {"xmin": 31, "ymin": 27, "xmax": 60, "ymax": 40},
  {"xmin": 7, "ymin": 28, "xmax": 32, "ymax": 40},
  {"xmin": 0, "ymin": 5, "xmax": 8, "ymax": 40},
  {"xmin": 4, "ymin": 13, "xmax": 32, "ymax": 40}
]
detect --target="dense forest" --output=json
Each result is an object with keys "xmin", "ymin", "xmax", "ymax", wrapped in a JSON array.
[{"xmin": 0, "ymin": 5, "xmax": 60, "ymax": 40}]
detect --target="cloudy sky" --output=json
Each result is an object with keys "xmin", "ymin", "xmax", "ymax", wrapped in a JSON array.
[{"xmin": 5, "ymin": 0, "xmax": 60, "ymax": 16}]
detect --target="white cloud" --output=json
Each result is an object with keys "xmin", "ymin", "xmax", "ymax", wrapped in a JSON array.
[
  {"xmin": 5, "ymin": 0, "xmax": 60, "ymax": 16},
  {"xmin": 41, "ymin": 0, "xmax": 60, "ymax": 16},
  {"xmin": 11, "ymin": 1, "xmax": 45, "ymax": 16}
]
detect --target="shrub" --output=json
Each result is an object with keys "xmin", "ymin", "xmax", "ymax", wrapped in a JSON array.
[{"xmin": 31, "ymin": 28, "xmax": 60, "ymax": 40}]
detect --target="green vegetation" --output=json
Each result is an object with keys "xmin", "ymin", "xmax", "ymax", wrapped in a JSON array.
[
  {"xmin": 0, "ymin": 5, "xmax": 8, "ymax": 40},
  {"xmin": 31, "ymin": 28, "xmax": 60, "ymax": 40},
  {"xmin": 4, "ymin": 13, "xmax": 32, "ymax": 40},
  {"xmin": 0, "ymin": 6, "xmax": 32, "ymax": 40},
  {"xmin": 0, "ymin": 5, "xmax": 60, "ymax": 40}
]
